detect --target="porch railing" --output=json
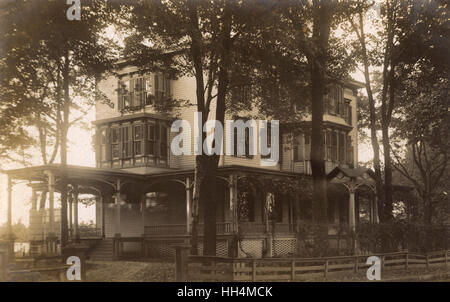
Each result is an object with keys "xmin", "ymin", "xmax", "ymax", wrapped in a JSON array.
[
  {"xmin": 144, "ymin": 222, "xmax": 233, "ymax": 236},
  {"xmin": 144, "ymin": 222, "xmax": 295, "ymax": 236},
  {"xmin": 239, "ymin": 222, "xmax": 295, "ymax": 234},
  {"xmin": 78, "ymin": 227, "xmax": 102, "ymax": 238}
]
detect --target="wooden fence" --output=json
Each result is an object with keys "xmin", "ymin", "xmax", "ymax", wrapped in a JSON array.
[{"xmin": 187, "ymin": 250, "xmax": 449, "ymax": 281}]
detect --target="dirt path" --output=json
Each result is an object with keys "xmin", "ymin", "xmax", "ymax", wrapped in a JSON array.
[{"xmin": 85, "ymin": 261, "xmax": 175, "ymax": 282}]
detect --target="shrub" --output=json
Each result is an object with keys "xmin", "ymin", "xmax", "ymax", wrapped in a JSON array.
[{"xmin": 356, "ymin": 222, "xmax": 448, "ymax": 253}]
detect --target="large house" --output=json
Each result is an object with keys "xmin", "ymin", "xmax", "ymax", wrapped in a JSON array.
[{"xmin": 4, "ymin": 62, "xmax": 379, "ymax": 260}]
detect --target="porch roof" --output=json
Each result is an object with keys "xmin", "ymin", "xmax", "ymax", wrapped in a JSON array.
[
  {"xmin": 3, "ymin": 164, "xmax": 305, "ymax": 185},
  {"xmin": 2, "ymin": 164, "xmax": 144, "ymax": 182},
  {"xmin": 327, "ymin": 166, "xmax": 375, "ymax": 180}
]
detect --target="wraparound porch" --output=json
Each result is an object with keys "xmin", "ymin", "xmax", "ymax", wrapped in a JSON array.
[{"xmin": 3, "ymin": 164, "xmax": 378, "ymax": 259}]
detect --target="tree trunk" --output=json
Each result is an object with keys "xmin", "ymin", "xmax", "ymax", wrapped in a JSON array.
[
  {"xmin": 357, "ymin": 11, "xmax": 385, "ymax": 222},
  {"xmin": 59, "ymin": 53, "xmax": 70, "ymax": 247},
  {"xmin": 310, "ymin": 1, "xmax": 333, "ymax": 224}
]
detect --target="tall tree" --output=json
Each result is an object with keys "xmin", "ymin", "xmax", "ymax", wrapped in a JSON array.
[
  {"xmin": 119, "ymin": 0, "xmax": 279, "ymax": 255},
  {"xmin": 347, "ymin": 0, "xmax": 448, "ymax": 221},
  {"xmin": 1, "ymin": 0, "xmax": 114, "ymax": 246},
  {"xmin": 344, "ymin": 0, "xmax": 385, "ymax": 220}
]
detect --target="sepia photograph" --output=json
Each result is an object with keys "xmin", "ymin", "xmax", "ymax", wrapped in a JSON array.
[{"xmin": 0, "ymin": 0, "xmax": 448, "ymax": 289}]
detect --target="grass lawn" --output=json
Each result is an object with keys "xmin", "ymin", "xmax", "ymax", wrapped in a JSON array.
[{"xmin": 84, "ymin": 260, "xmax": 449, "ymax": 282}]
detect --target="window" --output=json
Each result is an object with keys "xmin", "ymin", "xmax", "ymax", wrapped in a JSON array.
[
  {"xmin": 325, "ymin": 86, "xmax": 343, "ymax": 115},
  {"xmin": 233, "ymin": 126, "xmax": 252, "ymax": 158},
  {"xmin": 133, "ymin": 77, "xmax": 144, "ymax": 107},
  {"xmin": 96, "ymin": 120, "xmax": 170, "ymax": 167},
  {"xmin": 145, "ymin": 77, "xmax": 154, "ymax": 105},
  {"xmin": 347, "ymin": 136, "xmax": 353, "ymax": 165},
  {"xmin": 100, "ymin": 129, "xmax": 107, "ymax": 161},
  {"xmin": 326, "ymin": 130, "xmax": 332, "ymax": 160},
  {"xmin": 331, "ymin": 131, "xmax": 338, "ymax": 161},
  {"xmin": 121, "ymin": 126, "xmax": 132, "ymax": 158},
  {"xmin": 147, "ymin": 123, "xmax": 156, "ymax": 156},
  {"xmin": 159, "ymin": 125, "xmax": 168, "ymax": 159},
  {"xmin": 261, "ymin": 122, "xmax": 272, "ymax": 159},
  {"xmin": 154, "ymin": 73, "xmax": 170, "ymax": 104},
  {"xmin": 293, "ymin": 133, "xmax": 304, "ymax": 162},
  {"xmin": 344, "ymin": 99, "xmax": 352, "ymax": 125},
  {"xmin": 119, "ymin": 75, "xmax": 155, "ymax": 110},
  {"xmin": 134, "ymin": 124, "xmax": 143, "ymax": 156},
  {"xmin": 111, "ymin": 128, "xmax": 120, "ymax": 159},
  {"xmin": 118, "ymin": 79, "xmax": 130, "ymax": 110},
  {"xmin": 339, "ymin": 132, "xmax": 345, "ymax": 162}
]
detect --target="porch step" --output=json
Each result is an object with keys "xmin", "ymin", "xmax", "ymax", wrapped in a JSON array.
[{"xmin": 88, "ymin": 238, "xmax": 114, "ymax": 261}]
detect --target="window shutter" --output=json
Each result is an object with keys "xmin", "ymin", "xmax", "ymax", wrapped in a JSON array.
[
  {"xmin": 128, "ymin": 124, "xmax": 133, "ymax": 157},
  {"xmin": 105, "ymin": 128, "xmax": 111, "ymax": 161},
  {"xmin": 326, "ymin": 131, "xmax": 331, "ymax": 160},
  {"xmin": 118, "ymin": 81, "xmax": 123, "ymax": 111},
  {"xmin": 348, "ymin": 105, "xmax": 352, "ymax": 125},
  {"xmin": 155, "ymin": 123, "xmax": 160, "ymax": 157},
  {"xmin": 165, "ymin": 77, "xmax": 170, "ymax": 96},
  {"xmin": 154, "ymin": 74, "xmax": 160, "ymax": 103},
  {"xmin": 119, "ymin": 127, "xmax": 124, "ymax": 158},
  {"xmin": 95, "ymin": 130, "xmax": 100, "ymax": 163}
]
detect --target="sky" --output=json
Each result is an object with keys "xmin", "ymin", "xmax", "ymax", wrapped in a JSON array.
[{"xmin": 0, "ymin": 109, "xmax": 97, "ymax": 226}]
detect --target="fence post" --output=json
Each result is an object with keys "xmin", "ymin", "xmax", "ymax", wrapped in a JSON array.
[
  {"xmin": 381, "ymin": 255, "xmax": 385, "ymax": 269},
  {"xmin": 291, "ymin": 260, "xmax": 295, "ymax": 281},
  {"xmin": 405, "ymin": 253, "xmax": 409, "ymax": 270},
  {"xmin": 173, "ymin": 245, "xmax": 190, "ymax": 281},
  {"xmin": 426, "ymin": 254, "xmax": 429, "ymax": 270},
  {"xmin": 354, "ymin": 256, "xmax": 358, "ymax": 273},
  {"xmin": 445, "ymin": 251, "xmax": 448, "ymax": 268},
  {"xmin": 252, "ymin": 259, "xmax": 256, "ymax": 281},
  {"xmin": 324, "ymin": 259, "xmax": 328, "ymax": 279}
]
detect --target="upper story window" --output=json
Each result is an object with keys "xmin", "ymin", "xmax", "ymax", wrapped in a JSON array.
[
  {"xmin": 233, "ymin": 126, "xmax": 253, "ymax": 159},
  {"xmin": 325, "ymin": 86, "xmax": 353, "ymax": 126},
  {"xmin": 261, "ymin": 122, "xmax": 271, "ymax": 159},
  {"xmin": 325, "ymin": 85, "xmax": 342, "ymax": 115},
  {"xmin": 344, "ymin": 98, "xmax": 352, "ymax": 125},
  {"xmin": 118, "ymin": 73, "xmax": 170, "ymax": 111},
  {"xmin": 291, "ymin": 129, "xmax": 352, "ymax": 165}
]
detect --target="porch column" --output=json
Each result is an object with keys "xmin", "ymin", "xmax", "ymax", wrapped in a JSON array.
[
  {"xmin": 348, "ymin": 187, "xmax": 356, "ymax": 233},
  {"xmin": 372, "ymin": 195, "xmax": 379, "ymax": 224},
  {"xmin": 185, "ymin": 177, "xmax": 192, "ymax": 234},
  {"xmin": 68, "ymin": 192, "xmax": 73, "ymax": 238},
  {"xmin": 7, "ymin": 176, "xmax": 14, "ymax": 260},
  {"xmin": 96, "ymin": 195, "xmax": 103, "ymax": 237},
  {"xmin": 102, "ymin": 195, "xmax": 106, "ymax": 237},
  {"xmin": 44, "ymin": 170, "xmax": 56, "ymax": 236},
  {"xmin": 73, "ymin": 186, "xmax": 79, "ymax": 241},
  {"xmin": 30, "ymin": 188, "xmax": 37, "ymax": 210},
  {"xmin": 115, "ymin": 179, "xmax": 121, "ymax": 236},
  {"xmin": 229, "ymin": 174, "xmax": 238, "ymax": 233}
]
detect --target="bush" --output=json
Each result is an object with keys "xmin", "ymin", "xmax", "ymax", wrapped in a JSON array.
[{"xmin": 356, "ymin": 222, "xmax": 448, "ymax": 253}]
